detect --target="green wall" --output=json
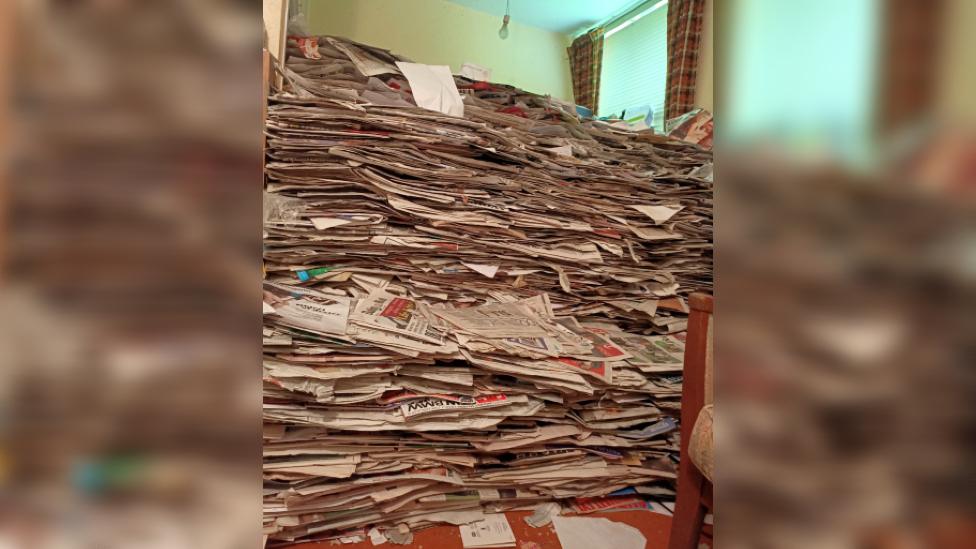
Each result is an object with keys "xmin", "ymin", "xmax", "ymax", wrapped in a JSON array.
[{"xmin": 304, "ymin": 0, "xmax": 574, "ymax": 102}]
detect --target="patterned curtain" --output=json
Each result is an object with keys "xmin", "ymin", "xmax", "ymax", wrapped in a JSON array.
[
  {"xmin": 877, "ymin": 0, "xmax": 944, "ymax": 134},
  {"xmin": 566, "ymin": 28, "xmax": 604, "ymax": 113},
  {"xmin": 665, "ymin": 0, "xmax": 706, "ymax": 121}
]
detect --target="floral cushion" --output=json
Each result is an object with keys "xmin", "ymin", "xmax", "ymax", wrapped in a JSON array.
[{"xmin": 689, "ymin": 404, "xmax": 713, "ymax": 482}]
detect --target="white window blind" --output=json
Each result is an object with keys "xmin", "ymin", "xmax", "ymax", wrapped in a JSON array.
[{"xmin": 598, "ymin": 2, "xmax": 669, "ymax": 131}]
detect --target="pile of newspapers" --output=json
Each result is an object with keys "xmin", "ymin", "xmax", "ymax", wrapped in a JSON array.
[{"xmin": 263, "ymin": 37, "xmax": 712, "ymax": 544}]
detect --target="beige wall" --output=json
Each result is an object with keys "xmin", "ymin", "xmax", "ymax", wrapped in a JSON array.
[
  {"xmin": 304, "ymin": 0, "xmax": 574, "ymax": 102},
  {"xmin": 695, "ymin": 0, "xmax": 713, "ymax": 112}
]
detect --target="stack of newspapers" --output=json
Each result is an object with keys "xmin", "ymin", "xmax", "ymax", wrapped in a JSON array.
[{"xmin": 263, "ymin": 36, "xmax": 712, "ymax": 544}]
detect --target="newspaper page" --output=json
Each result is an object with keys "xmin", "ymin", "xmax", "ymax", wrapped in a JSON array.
[
  {"xmin": 400, "ymin": 394, "xmax": 519, "ymax": 419},
  {"xmin": 610, "ymin": 333, "xmax": 685, "ymax": 371},
  {"xmin": 430, "ymin": 302, "xmax": 551, "ymax": 338},
  {"xmin": 352, "ymin": 290, "xmax": 446, "ymax": 345},
  {"xmin": 553, "ymin": 357, "xmax": 613, "ymax": 384},
  {"xmin": 272, "ymin": 298, "xmax": 350, "ymax": 336},
  {"xmin": 325, "ymin": 37, "xmax": 400, "ymax": 76}
]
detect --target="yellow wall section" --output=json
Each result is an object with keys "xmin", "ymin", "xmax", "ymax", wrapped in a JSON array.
[{"xmin": 304, "ymin": 0, "xmax": 574, "ymax": 102}]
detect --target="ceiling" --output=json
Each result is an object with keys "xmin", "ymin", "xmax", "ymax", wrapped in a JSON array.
[{"xmin": 446, "ymin": 0, "xmax": 647, "ymax": 34}]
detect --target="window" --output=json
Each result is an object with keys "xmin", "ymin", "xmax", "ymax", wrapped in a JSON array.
[
  {"xmin": 598, "ymin": 0, "xmax": 669, "ymax": 132},
  {"xmin": 726, "ymin": 0, "xmax": 878, "ymax": 162}
]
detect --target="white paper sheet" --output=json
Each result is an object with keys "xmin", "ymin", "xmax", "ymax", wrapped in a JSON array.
[
  {"xmin": 396, "ymin": 62, "xmax": 465, "ymax": 117},
  {"xmin": 628, "ymin": 204, "xmax": 684, "ymax": 224},
  {"xmin": 311, "ymin": 217, "xmax": 353, "ymax": 230},
  {"xmin": 523, "ymin": 501, "xmax": 562, "ymax": 528},
  {"xmin": 548, "ymin": 145, "xmax": 574, "ymax": 157},
  {"xmin": 462, "ymin": 262, "xmax": 500, "ymax": 279},
  {"xmin": 367, "ymin": 526, "xmax": 388, "ymax": 545},
  {"xmin": 551, "ymin": 516, "xmax": 647, "ymax": 549},
  {"xmin": 458, "ymin": 513, "xmax": 516, "ymax": 548},
  {"xmin": 459, "ymin": 62, "xmax": 491, "ymax": 81}
]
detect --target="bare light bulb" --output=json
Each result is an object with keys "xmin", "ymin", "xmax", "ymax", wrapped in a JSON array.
[{"xmin": 498, "ymin": 14, "xmax": 510, "ymax": 39}]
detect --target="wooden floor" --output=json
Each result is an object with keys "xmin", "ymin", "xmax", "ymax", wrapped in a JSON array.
[{"xmin": 281, "ymin": 510, "xmax": 673, "ymax": 549}]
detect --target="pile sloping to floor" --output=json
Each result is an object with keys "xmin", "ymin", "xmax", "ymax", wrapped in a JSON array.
[{"xmin": 263, "ymin": 36, "xmax": 712, "ymax": 544}]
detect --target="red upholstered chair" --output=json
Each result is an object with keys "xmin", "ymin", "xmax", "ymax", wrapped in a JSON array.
[{"xmin": 668, "ymin": 293, "xmax": 713, "ymax": 549}]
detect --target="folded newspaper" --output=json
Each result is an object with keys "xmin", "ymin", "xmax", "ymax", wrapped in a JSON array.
[{"xmin": 263, "ymin": 35, "xmax": 711, "ymax": 545}]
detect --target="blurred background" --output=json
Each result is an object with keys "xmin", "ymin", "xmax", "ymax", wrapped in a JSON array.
[
  {"xmin": 717, "ymin": 0, "xmax": 975, "ymax": 547},
  {"xmin": 0, "ymin": 0, "xmax": 262, "ymax": 547},
  {"xmin": 0, "ymin": 0, "xmax": 973, "ymax": 547}
]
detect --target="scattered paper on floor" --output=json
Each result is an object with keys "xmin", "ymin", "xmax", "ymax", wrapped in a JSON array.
[
  {"xmin": 551, "ymin": 516, "xmax": 647, "ymax": 549},
  {"xmin": 459, "ymin": 514, "xmax": 517, "ymax": 548}
]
